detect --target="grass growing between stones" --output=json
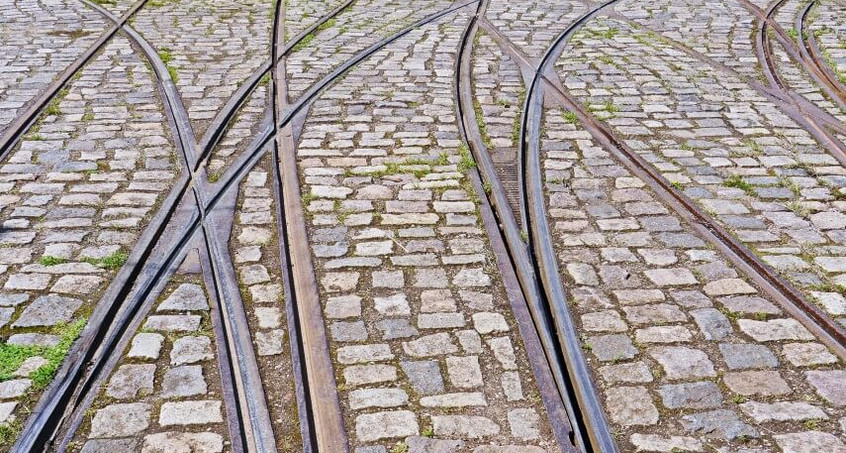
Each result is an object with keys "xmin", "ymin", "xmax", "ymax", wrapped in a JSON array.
[
  {"xmin": 157, "ymin": 49, "xmax": 179, "ymax": 83},
  {"xmin": 562, "ymin": 110, "xmax": 579, "ymax": 124},
  {"xmin": 82, "ymin": 251, "xmax": 128, "ymax": 270},
  {"xmin": 0, "ymin": 419, "xmax": 24, "ymax": 449},
  {"xmin": 722, "ymin": 174, "xmax": 755, "ymax": 195},
  {"xmin": 473, "ymin": 99, "xmax": 493, "ymax": 148},
  {"xmin": 292, "ymin": 33, "xmax": 316, "ymax": 52},
  {"xmin": 510, "ymin": 90, "xmax": 527, "ymax": 143},
  {"xmin": 0, "ymin": 318, "xmax": 86, "ymax": 387},
  {"xmin": 44, "ymin": 89, "xmax": 69, "ymax": 117},
  {"xmin": 458, "ymin": 143, "xmax": 476, "ymax": 173},
  {"xmin": 38, "ymin": 256, "xmax": 67, "ymax": 266}
]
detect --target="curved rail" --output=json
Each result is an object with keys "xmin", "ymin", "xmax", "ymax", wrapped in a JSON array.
[
  {"xmin": 12, "ymin": 2, "xmax": 482, "ymax": 451},
  {"xmin": 527, "ymin": 32, "xmax": 846, "ymax": 360},
  {"xmin": 797, "ymin": 0, "xmax": 846, "ymax": 105},
  {"xmin": 196, "ymin": 0, "xmax": 356, "ymax": 168},
  {"xmin": 744, "ymin": 0, "xmax": 846, "ymax": 165},
  {"xmin": 517, "ymin": 1, "xmax": 625, "ymax": 452},
  {"xmin": 73, "ymin": 4, "xmax": 278, "ymax": 452},
  {"xmin": 604, "ymin": 12, "xmax": 846, "ymax": 138},
  {"xmin": 20, "ymin": 1, "xmax": 281, "ymax": 451},
  {"xmin": 742, "ymin": 0, "xmax": 846, "ymax": 112},
  {"xmin": 266, "ymin": 0, "xmax": 343, "ymax": 449},
  {"xmin": 454, "ymin": 3, "xmax": 587, "ymax": 453},
  {"xmin": 0, "ymin": 0, "xmax": 151, "ymax": 161}
]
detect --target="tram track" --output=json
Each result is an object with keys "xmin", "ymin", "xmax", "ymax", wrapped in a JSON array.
[
  {"xmin": 740, "ymin": 0, "xmax": 846, "ymax": 166},
  {"xmin": 460, "ymin": 0, "xmax": 846, "ymax": 448},
  {"xmin": 7, "ymin": 0, "xmax": 846, "ymax": 451},
  {"xmin": 18, "ymin": 1, "xmax": 274, "ymax": 450},
  {"xmin": 0, "ymin": 0, "xmax": 154, "ymax": 162},
  {"xmin": 514, "ymin": 7, "xmax": 846, "ymax": 357},
  {"xmin": 743, "ymin": 0, "xmax": 846, "ymax": 118},
  {"xmin": 198, "ymin": 0, "xmax": 356, "ymax": 167},
  {"xmin": 9, "ymin": 1, "xmax": 482, "ymax": 451},
  {"xmin": 797, "ymin": 0, "xmax": 846, "ymax": 106},
  {"xmin": 267, "ymin": 0, "xmax": 344, "ymax": 449},
  {"xmin": 455, "ymin": 1, "xmax": 619, "ymax": 452}
]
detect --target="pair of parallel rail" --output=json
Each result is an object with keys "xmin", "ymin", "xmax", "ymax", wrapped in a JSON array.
[{"xmin": 0, "ymin": 0, "xmax": 843, "ymax": 452}]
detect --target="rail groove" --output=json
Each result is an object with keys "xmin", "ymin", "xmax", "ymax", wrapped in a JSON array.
[
  {"xmin": 11, "ymin": 1, "xmax": 484, "ymax": 451},
  {"xmin": 521, "ymin": 24, "xmax": 846, "ymax": 360},
  {"xmin": 517, "ymin": 2, "xmax": 626, "ymax": 452},
  {"xmin": 455, "ymin": 3, "xmax": 595, "ymax": 453},
  {"xmin": 0, "ymin": 0, "xmax": 152, "ymax": 161},
  {"xmin": 797, "ymin": 0, "xmax": 846, "ymax": 105}
]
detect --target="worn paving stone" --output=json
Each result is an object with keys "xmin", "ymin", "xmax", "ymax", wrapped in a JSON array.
[
  {"xmin": 170, "ymin": 335, "xmax": 213, "ymax": 365},
  {"xmin": 12, "ymin": 294, "xmax": 82, "ymax": 327},
  {"xmin": 141, "ymin": 432, "xmax": 224, "ymax": 453},
  {"xmin": 718, "ymin": 343, "xmax": 778, "ymax": 369},
  {"xmin": 128, "ymin": 333, "xmax": 164, "ymax": 360},
  {"xmin": 158, "ymin": 283, "xmax": 208, "ymax": 311},
  {"xmin": 9, "ymin": 1, "xmax": 846, "ymax": 451},
  {"xmin": 739, "ymin": 402, "xmax": 829, "ymax": 423},
  {"xmin": 355, "ymin": 410, "xmax": 419, "ymax": 442},
  {"xmin": 805, "ymin": 371, "xmax": 846, "ymax": 406},
  {"xmin": 161, "ymin": 366, "xmax": 207, "ymax": 398},
  {"xmin": 724, "ymin": 371, "xmax": 792, "ymax": 396},
  {"xmin": 605, "ymin": 386, "xmax": 659, "ymax": 426},
  {"xmin": 659, "ymin": 382, "xmax": 723, "ymax": 409},
  {"xmin": 433, "ymin": 415, "xmax": 500, "ymax": 439},
  {"xmin": 586, "ymin": 334, "xmax": 638, "ymax": 362},
  {"xmin": 79, "ymin": 439, "xmax": 140, "ymax": 453},
  {"xmin": 106, "ymin": 364, "xmax": 155, "ymax": 400},
  {"xmin": 159, "ymin": 400, "xmax": 223, "ymax": 426},
  {"xmin": 649, "ymin": 347, "xmax": 716, "ymax": 380},
  {"xmin": 680, "ymin": 409, "xmax": 757, "ymax": 440},
  {"xmin": 89, "ymin": 403, "xmax": 151, "ymax": 438},
  {"xmin": 773, "ymin": 431, "xmax": 846, "ymax": 453}
]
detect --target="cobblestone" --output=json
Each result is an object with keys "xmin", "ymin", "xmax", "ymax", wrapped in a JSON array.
[
  {"xmin": 76, "ymin": 270, "xmax": 228, "ymax": 451},
  {"xmin": 558, "ymin": 16, "xmax": 846, "ymax": 326},
  {"xmin": 285, "ymin": 0, "xmax": 453, "ymax": 100},
  {"xmin": 0, "ymin": 0, "xmax": 107, "ymax": 133},
  {"xmin": 295, "ymin": 10, "xmax": 556, "ymax": 451},
  {"xmin": 4, "ymin": 0, "xmax": 846, "ymax": 451},
  {"xmin": 0, "ymin": 33, "xmax": 177, "ymax": 435},
  {"xmin": 132, "ymin": 0, "xmax": 273, "ymax": 136},
  {"xmin": 500, "ymin": 27, "xmax": 846, "ymax": 445}
]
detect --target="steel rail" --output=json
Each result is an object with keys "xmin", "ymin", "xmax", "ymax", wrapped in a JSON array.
[
  {"xmin": 0, "ymin": 0, "xmax": 152, "ymax": 162},
  {"xmin": 517, "ymin": 1, "xmax": 625, "ymax": 452},
  {"xmin": 76, "ymin": 4, "xmax": 278, "ymax": 452},
  {"xmin": 525, "ymin": 36, "xmax": 846, "ymax": 360},
  {"xmin": 741, "ymin": 0, "xmax": 846, "ymax": 111},
  {"xmin": 196, "ymin": 0, "xmax": 356, "ymax": 167},
  {"xmin": 18, "ymin": 1, "xmax": 284, "ymax": 450},
  {"xmin": 743, "ymin": 0, "xmax": 846, "ymax": 166},
  {"xmin": 454, "ymin": 3, "xmax": 587, "ymax": 453},
  {"xmin": 797, "ymin": 0, "xmax": 846, "ymax": 105},
  {"xmin": 266, "ymin": 0, "xmax": 337, "ymax": 449},
  {"xmin": 12, "ymin": 2, "xmax": 482, "ymax": 451},
  {"xmin": 602, "ymin": 12, "xmax": 846, "ymax": 137}
]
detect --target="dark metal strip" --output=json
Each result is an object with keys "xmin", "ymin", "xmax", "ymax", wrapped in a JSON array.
[{"xmin": 454, "ymin": 5, "xmax": 580, "ymax": 453}]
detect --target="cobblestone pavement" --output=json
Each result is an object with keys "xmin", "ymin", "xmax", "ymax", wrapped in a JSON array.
[
  {"xmin": 1, "ymin": 0, "xmax": 846, "ymax": 452},
  {"xmin": 0, "ymin": 33, "xmax": 177, "ymax": 442},
  {"xmin": 0, "ymin": 0, "xmax": 107, "ymax": 133},
  {"xmin": 809, "ymin": 0, "xmax": 846, "ymax": 86},
  {"xmin": 294, "ymin": 9, "xmax": 558, "ymax": 452},
  {"xmin": 130, "ymin": 0, "xmax": 273, "ymax": 137},
  {"xmin": 284, "ymin": 0, "xmax": 454, "ymax": 100},
  {"xmin": 75, "ymin": 270, "xmax": 231, "ymax": 453},
  {"xmin": 556, "ymin": 16, "xmax": 846, "ymax": 324}
]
